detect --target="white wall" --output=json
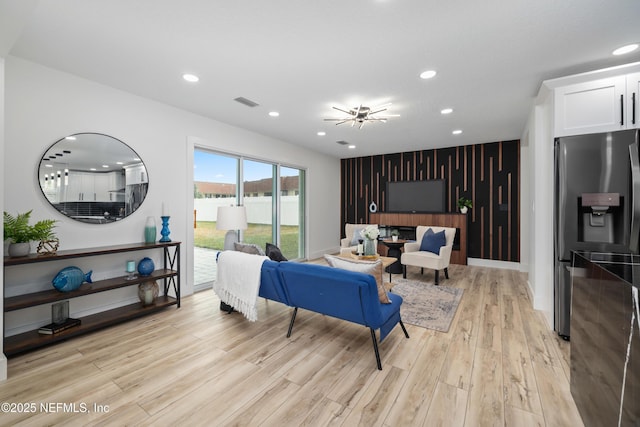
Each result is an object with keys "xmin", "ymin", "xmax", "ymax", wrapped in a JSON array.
[
  {"xmin": 3, "ymin": 56, "xmax": 340, "ymax": 340},
  {"xmin": 0, "ymin": 57, "xmax": 7, "ymax": 381},
  {"xmin": 525, "ymin": 86, "xmax": 556, "ymax": 328}
]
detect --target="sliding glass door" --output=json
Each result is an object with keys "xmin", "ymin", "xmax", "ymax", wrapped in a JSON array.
[
  {"xmin": 193, "ymin": 148, "xmax": 305, "ymax": 290},
  {"xmin": 242, "ymin": 159, "xmax": 275, "ymax": 249},
  {"xmin": 280, "ymin": 166, "xmax": 305, "ymax": 260}
]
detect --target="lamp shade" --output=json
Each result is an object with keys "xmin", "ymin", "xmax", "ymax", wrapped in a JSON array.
[{"xmin": 216, "ymin": 205, "xmax": 248, "ymax": 231}]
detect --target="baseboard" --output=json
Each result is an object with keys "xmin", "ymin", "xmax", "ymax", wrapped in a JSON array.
[
  {"xmin": 0, "ymin": 354, "xmax": 6, "ymax": 381},
  {"xmin": 467, "ymin": 257, "xmax": 521, "ymax": 271}
]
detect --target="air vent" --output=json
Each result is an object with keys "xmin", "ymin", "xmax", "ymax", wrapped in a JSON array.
[
  {"xmin": 336, "ymin": 140, "xmax": 349, "ymax": 145},
  {"xmin": 234, "ymin": 97, "xmax": 260, "ymax": 108}
]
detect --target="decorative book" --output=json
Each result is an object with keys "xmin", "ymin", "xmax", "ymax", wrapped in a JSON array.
[{"xmin": 38, "ymin": 318, "xmax": 81, "ymax": 335}]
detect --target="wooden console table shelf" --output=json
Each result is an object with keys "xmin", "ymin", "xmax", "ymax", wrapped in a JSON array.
[
  {"xmin": 3, "ymin": 241, "xmax": 181, "ymax": 356},
  {"xmin": 369, "ymin": 212, "xmax": 467, "ymax": 265}
]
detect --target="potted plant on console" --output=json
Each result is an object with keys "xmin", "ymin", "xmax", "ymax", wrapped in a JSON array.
[
  {"xmin": 457, "ymin": 197, "xmax": 473, "ymax": 214},
  {"xmin": 4, "ymin": 210, "xmax": 58, "ymax": 257}
]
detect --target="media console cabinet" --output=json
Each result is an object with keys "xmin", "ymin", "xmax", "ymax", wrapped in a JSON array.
[
  {"xmin": 369, "ymin": 212, "xmax": 467, "ymax": 265},
  {"xmin": 3, "ymin": 241, "xmax": 180, "ymax": 356}
]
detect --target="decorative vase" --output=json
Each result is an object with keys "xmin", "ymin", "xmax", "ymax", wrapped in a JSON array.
[
  {"xmin": 364, "ymin": 238, "xmax": 376, "ymax": 256},
  {"xmin": 8, "ymin": 242, "xmax": 31, "ymax": 257},
  {"xmin": 138, "ymin": 281, "xmax": 159, "ymax": 306},
  {"xmin": 137, "ymin": 257, "xmax": 155, "ymax": 276},
  {"xmin": 159, "ymin": 216, "xmax": 171, "ymax": 242},
  {"xmin": 460, "ymin": 206, "xmax": 468, "ymax": 214},
  {"xmin": 144, "ymin": 216, "xmax": 157, "ymax": 244},
  {"xmin": 37, "ymin": 238, "xmax": 59, "ymax": 256}
]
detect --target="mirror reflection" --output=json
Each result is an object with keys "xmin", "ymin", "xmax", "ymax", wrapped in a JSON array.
[{"xmin": 38, "ymin": 133, "xmax": 149, "ymax": 224}]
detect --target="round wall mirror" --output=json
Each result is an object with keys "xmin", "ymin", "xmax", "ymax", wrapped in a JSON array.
[{"xmin": 38, "ymin": 133, "xmax": 149, "ymax": 224}]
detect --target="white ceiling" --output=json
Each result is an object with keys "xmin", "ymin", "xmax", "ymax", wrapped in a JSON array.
[{"xmin": 2, "ymin": 0, "xmax": 640, "ymax": 158}]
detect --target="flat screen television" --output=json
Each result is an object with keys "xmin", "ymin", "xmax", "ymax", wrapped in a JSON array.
[{"xmin": 386, "ymin": 180, "xmax": 446, "ymax": 213}]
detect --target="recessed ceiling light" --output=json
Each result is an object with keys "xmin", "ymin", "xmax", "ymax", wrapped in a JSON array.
[
  {"xmin": 613, "ymin": 44, "xmax": 639, "ymax": 56},
  {"xmin": 452, "ymin": 129, "xmax": 463, "ymax": 135},
  {"xmin": 441, "ymin": 108, "xmax": 453, "ymax": 115},
  {"xmin": 102, "ymin": 165, "xmax": 109, "ymax": 168},
  {"xmin": 269, "ymin": 111, "xmax": 280, "ymax": 117},
  {"xmin": 348, "ymin": 145, "xmax": 356, "ymax": 149},
  {"xmin": 317, "ymin": 131, "xmax": 326, "ymax": 136},
  {"xmin": 420, "ymin": 70, "xmax": 437, "ymax": 79},
  {"xmin": 64, "ymin": 136, "xmax": 76, "ymax": 140},
  {"xmin": 90, "ymin": 168, "xmax": 97, "ymax": 171},
  {"xmin": 182, "ymin": 73, "xmax": 199, "ymax": 82}
]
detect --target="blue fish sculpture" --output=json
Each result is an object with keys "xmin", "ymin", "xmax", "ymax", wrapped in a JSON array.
[{"xmin": 52, "ymin": 266, "xmax": 93, "ymax": 292}]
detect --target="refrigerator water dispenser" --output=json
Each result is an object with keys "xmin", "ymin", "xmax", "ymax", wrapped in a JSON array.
[{"xmin": 579, "ymin": 193, "xmax": 621, "ymax": 244}]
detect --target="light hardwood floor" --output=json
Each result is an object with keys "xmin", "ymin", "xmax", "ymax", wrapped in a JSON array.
[{"xmin": 0, "ymin": 262, "xmax": 584, "ymax": 426}]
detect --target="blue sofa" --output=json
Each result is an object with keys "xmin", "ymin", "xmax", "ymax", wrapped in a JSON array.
[{"xmin": 255, "ymin": 260, "xmax": 410, "ymax": 370}]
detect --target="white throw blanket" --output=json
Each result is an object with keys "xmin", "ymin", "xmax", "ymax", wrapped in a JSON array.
[{"xmin": 213, "ymin": 251, "xmax": 268, "ymax": 322}]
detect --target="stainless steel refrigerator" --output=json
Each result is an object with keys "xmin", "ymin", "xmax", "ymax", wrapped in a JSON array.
[{"xmin": 554, "ymin": 129, "xmax": 640, "ymax": 339}]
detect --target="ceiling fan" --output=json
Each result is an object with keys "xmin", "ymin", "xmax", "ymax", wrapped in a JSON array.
[{"xmin": 324, "ymin": 103, "xmax": 398, "ymax": 129}]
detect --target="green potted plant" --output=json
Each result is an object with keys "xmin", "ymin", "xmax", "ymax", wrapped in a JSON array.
[
  {"xmin": 390, "ymin": 229, "xmax": 400, "ymax": 242},
  {"xmin": 457, "ymin": 197, "xmax": 473, "ymax": 214},
  {"xmin": 4, "ymin": 210, "xmax": 57, "ymax": 257}
]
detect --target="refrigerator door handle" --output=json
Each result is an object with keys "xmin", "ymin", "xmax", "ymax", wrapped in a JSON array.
[{"xmin": 629, "ymin": 141, "xmax": 640, "ymax": 253}]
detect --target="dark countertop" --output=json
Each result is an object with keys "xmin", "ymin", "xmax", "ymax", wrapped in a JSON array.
[{"xmin": 573, "ymin": 250, "xmax": 640, "ymax": 287}]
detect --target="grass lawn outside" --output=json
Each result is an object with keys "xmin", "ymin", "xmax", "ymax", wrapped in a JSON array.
[{"xmin": 194, "ymin": 221, "xmax": 300, "ymax": 260}]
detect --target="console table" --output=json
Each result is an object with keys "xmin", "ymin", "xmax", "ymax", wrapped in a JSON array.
[
  {"xmin": 3, "ymin": 241, "xmax": 180, "ymax": 356},
  {"xmin": 369, "ymin": 213, "xmax": 467, "ymax": 265}
]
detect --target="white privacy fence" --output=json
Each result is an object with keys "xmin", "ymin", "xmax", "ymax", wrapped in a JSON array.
[{"xmin": 194, "ymin": 196, "xmax": 300, "ymax": 226}]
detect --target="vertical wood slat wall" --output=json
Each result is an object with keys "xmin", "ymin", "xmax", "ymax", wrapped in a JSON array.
[{"xmin": 340, "ymin": 140, "xmax": 520, "ymax": 262}]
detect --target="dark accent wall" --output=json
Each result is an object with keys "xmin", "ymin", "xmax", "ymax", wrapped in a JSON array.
[{"xmin": 340, "ymin": 140, "xmax": 520, "ymax": 262}]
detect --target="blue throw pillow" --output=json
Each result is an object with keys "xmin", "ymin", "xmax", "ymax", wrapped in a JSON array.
[{"xmin": 419, "ymin": 228, "xmax": 446, "ymax": 254}]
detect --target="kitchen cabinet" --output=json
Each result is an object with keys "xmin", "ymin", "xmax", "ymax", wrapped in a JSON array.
[
  {"xmin": 554, "ymin": 73, "xmax": 640, "ymax": 137},
  {"xmin": 64, "ymin": 171, "xmax": 122, "ymax": 202},
  {"xmin": 125, "ymin": 163, "xmax": 148, "ymax": 185},
  {"xmin": 3, "ymin": 241, "xmax": 181, "ymax": 356},
  {"xmin": 65, "ymin": 171, "xmax": 94, "ymax": 201}
]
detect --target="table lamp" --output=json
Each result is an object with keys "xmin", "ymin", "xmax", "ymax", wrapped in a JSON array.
[{"xmin": 216, "ymin": 205, "xmax": 248, "ymax": 250}]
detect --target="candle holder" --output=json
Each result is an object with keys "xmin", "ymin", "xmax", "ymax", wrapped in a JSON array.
[
  {"xmin": 138, "ymin": 281, "xmax": 159, "ymax": 306},
  {"xmin": 160, "ymin": 216, "xmax": 171, "ymax": 242},
  {"xmin": 125, "ymin": 260, "xmax": 137, "ymax": 280}
]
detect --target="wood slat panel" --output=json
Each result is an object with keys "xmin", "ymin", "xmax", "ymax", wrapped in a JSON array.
[{"xmin": 340, "ymin": 140, "xmax": 520, "ymax": 262}]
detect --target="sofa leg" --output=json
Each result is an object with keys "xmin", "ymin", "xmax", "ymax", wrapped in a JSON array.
[
  {"xmin": 434, "ymin": 270, "xmax": 439, "ymax": 285},
  {"xmin": 403, "ymin": 265, "xmax": 407, "ymax": 279},
  {"xmin": 370, "ymin": 328, "xmax": 382, "ymax": 370},
  {"xmin": 444, "ymin": 268, "xmax": 449, "ymax": 280},
  {"xmin": 399, "ymin": 320, "xmax": 410, "ymax": 338},
  {"xmin": 286, "ymin": 307, "xmax": 298, "ymax": 338}
]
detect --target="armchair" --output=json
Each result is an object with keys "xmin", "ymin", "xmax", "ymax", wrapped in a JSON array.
[
  {"xmin": 340, "ymin": 223, "xmax": 378, "ymax": 255},
  {"xmin": 401, "ymin": 226, "xmax": 456, "ymax": 285}
]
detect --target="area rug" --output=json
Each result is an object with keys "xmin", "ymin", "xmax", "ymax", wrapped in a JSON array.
[{"xmin": 390, "ymin": 278, "xmax": 464, "ymax": 333}]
